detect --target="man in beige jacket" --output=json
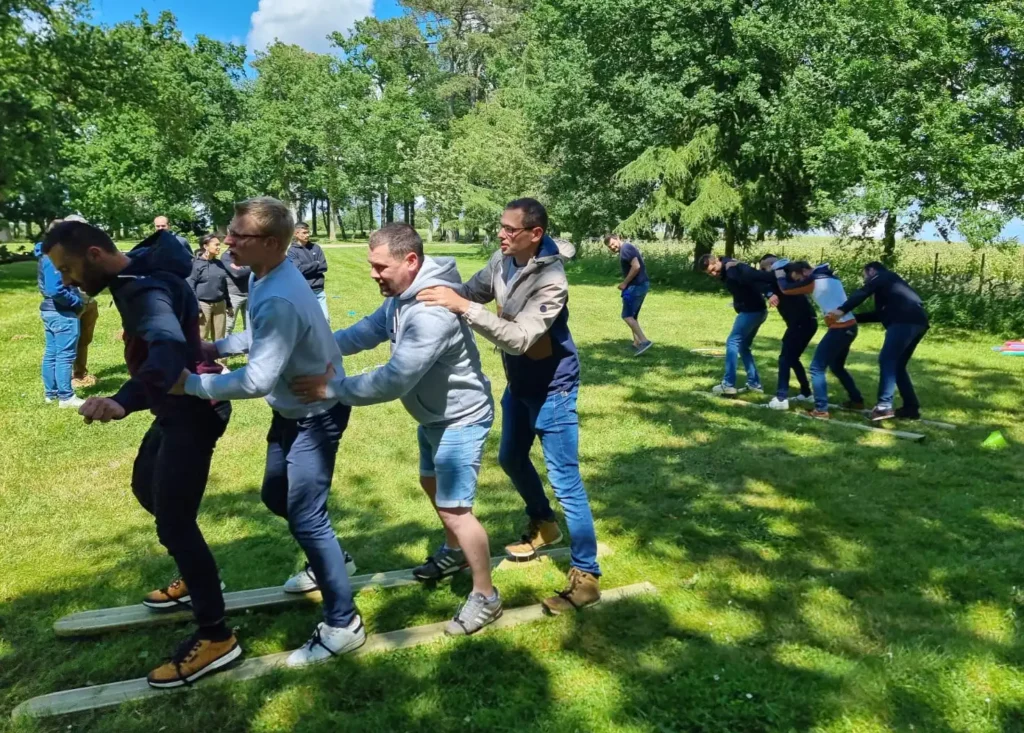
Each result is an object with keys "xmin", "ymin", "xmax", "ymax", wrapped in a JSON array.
[{"xmin": 418, "ymin": 197, "xmax": 601, "ymax": 614}]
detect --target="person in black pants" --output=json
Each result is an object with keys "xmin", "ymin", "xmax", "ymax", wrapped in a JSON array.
[
  {"xmin": 42, "ymin": 222, "xmax": 240, "ymax": 689},
  {"xmin": 756, "ymin": 255, "xmax": 817, "ymax": 409},
  {"xmin": 829, "ymin": 261, "xmax": 930, "ymax": 421}
]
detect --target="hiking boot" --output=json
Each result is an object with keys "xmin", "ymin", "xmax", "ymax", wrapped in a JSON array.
[
  {"xmin": 895, "ymin": 406, "xmax": 921, "ymax": 420},
  {"xmin": 505, "ymin": 519, "xmax": 563, "ymax": 559},
  {"xmin": 283, "ymin": 552, "xmax": 357, "ymax": 594},
  {"xmin": 634, "ymin": 340, "xmax": 653, "ymax": 356},
  {"xmin": 807, "ymin": 409, "xmax": 831, "ymax": 420},
  {"xmin": 870, "ymin": 405, "xmax": 895, "ymax": 422},
  {"xmin": 445, "ymin": 590, "xmax": 503, "ymax": 636},
  {"xmin": 767, "ymin": 397, "xmax": 789, "ymax": 410},
  {"xmin": 72, "ymin": 374, "xmax": 97, "ymax": 389},
  {"xmin": 147, "ymin": 631, "xmax": 242, "ymax": 688},
  {"xmin": 285, "ymin": 617, "xmax": 366, "ymax": 667},
  {"xmin": 711, "ymin": 383, "xmax": 738, "ymax": 396},
  {"xmin": 58, "ymin": 396, "xmax": 85, "ymax": 409},
  {"xmin": 841, "ymin": 400, "xmax": 865, "ymax": 410},
  {"xmin": 144, "ymin": 578, "xmax": 192, "ymax": 609},
  {"xmin": 542, "ymin": 568, "xmax": 601, "ymax": 615},
  {"xmin": 412, "ymin": 545, "xmax": 468, "ymax": 582}
]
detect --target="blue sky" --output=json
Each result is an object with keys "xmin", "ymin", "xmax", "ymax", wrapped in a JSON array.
[{"xmin": 83, "ymin": 1, "xmax": 1022, "ymax": 242}]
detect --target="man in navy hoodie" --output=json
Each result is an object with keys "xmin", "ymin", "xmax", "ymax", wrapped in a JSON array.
[{"xmin": 42, "ymin": 222, "xmax": 239, "ymax": 689}]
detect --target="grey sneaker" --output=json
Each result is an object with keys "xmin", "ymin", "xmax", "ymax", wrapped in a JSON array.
[
  {"xmin": 634, "ymin": 340, "xmax": 653, "ymax": 356},
  {"xmin": 59, "ymin": 395, "xmax": 85, "ymax": 409},
  {"xmin": 445, "ymin": 590, "xmax": 503, "ymax": 636},
  {"xmin": 412, "ymin": 545, "xmax": 468, "ymax": 582}
]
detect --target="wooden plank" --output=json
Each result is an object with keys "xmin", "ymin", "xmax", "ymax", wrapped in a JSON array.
[
  {"xmin": 691, "ymin": 392, "xmax": 926, "ymax": 442},
  {"xmin": 54, "ymin": 544, "xmax": 611, "ymax": 637},
  {"xmin": 827, "ymin": 403, "xmax": 956, "ymax": 431},
  {"xmin": 15, "ymin": 582, "xmax": 657, "ymax": 720}
]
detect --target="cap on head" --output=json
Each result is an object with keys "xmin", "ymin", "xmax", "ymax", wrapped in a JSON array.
[{"xmin": 295, "ymin": 221, "xmax": 310, "ymax": 232}]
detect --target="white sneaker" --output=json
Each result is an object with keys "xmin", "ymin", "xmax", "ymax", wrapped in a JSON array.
[
  {"xmin": 44, "ymin": 396, "xmax": 56, "ymax": 404},
  {"xmin": 58, "ymin": 396, "xmax": 85, "ymax": 409},
  {"xmin": 711, "ymin": 383, "xmax": 738, "ymax": 396},
  {"xmin": 768, "ymin": 397, "xmax": 789, "ymax": 410},
  {"xmin": 283, "ymin": 553, "xmax": 357, "ymax": 594},
  {"xmin": 285, "ymin": 617, "xmax": 366, "ymax": 667}
]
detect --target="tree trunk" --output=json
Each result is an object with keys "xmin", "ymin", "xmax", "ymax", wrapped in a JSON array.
[
  {"xmin": 882, "ymin": 210, "xmax": 897, "ymax": 265},
  {"xmin": 366, "ymin": 197, "xmax": 373, "ymax": 236},
  {"xmin": 327, "ymin": 197, "xmax": 336, "ymax": 241},
  {"xmin": 724, "ymin": 219, "xmax": 736, "ymax": 258},
  {"xmin": 311, "ymin": 196, "xmax": 319, "ymax": 236},
  {"xmin": 384, "ymin": 187, "xmax": 394, "ymax": 223},
  {"xmin": 410, "ymin": 204, "xmax": 416, "ymax": 230}
]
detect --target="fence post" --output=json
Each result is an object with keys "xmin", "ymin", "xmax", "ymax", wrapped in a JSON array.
[
  {"xmin": 820, "ymin": 247, "xmax": 825, "ymax": 263},
  {"xmin": 978, "ymin": 252, "xmax": 986, "ymax": 294},
  {"xmin": 932, "ymin": 252, "xmax": 939, "ymax": 284}
]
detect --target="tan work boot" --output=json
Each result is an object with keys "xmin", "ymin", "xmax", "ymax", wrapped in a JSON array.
[
  {"xmin": 71, "ymin": 374, "xmax": 97, "ymax": 389},
  {"xmin": 504, "ymin": 518, "xmax": 563, "ymax": 559},
  {"xmin": 143, "ymin": 578, "xmax": 191, "ymax": 609},
  {"xmin": 147, "ymin": 631, "xmax": 242, "ymax": 688},
  {"xmin": 542, "ymin": 567, "xmax": 601, "ymax": 615}
]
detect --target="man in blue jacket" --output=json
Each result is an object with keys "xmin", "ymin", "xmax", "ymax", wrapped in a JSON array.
[
  {"xmin": 42, "ymin": 222, "xmax": 238, "ymax": 689},
  {"xmin": 35, "ymin": 239, "xmax": 85, "ymax": 408},
  {"xmin": 287, "ymin": 222, "xmax": 330, "ymax": 323}
]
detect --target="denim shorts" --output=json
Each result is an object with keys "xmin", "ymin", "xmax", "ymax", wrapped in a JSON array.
[
  {"xmin": 621, "ymin": 282, "xmax": 650, "ymax": 319},
  {"xmin": 417, "ymin": 421, "xmax": 492, "ymax": 509}
]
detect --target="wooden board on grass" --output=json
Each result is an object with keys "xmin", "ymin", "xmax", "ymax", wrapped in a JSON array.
[
  {"xmin": 16, "ymin": 581, "xmax": 656, "ymax": 720},
  {"xmin": 691, "ymin": 391, "xmax": 926, "ymax": 442},
  {"xmin": 54, "ymin": 543, "xmax": 611, "ymax": 637},
  {"xmin": 827, "ymin": 403, "xmax": 957, "ymax": 431}
]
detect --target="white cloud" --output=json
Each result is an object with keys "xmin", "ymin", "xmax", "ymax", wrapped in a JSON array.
[{"xmin": 247, "ymin": 0, "xmax": 373, "ymax": 54}]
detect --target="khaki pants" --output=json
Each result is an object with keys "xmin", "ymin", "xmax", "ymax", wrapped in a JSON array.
[
  {"xmin": 199, "ymin": 300, "xmax": 227, "ymax": 342},
  {"xmin": 74, "ymin": 300, "xmax": 99, "ymax": 379}
]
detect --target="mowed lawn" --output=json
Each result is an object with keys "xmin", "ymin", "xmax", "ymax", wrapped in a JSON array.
[{"xmin": 2, "ymin": 244, "xmax": 1024, "ymax": 732}]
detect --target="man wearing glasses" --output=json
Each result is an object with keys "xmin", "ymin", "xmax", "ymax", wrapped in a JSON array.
[
  {"xmin": 417, "ymin": 198, "xmax": 602, "ymax": 615},
  {"xmin": 175, "ymin": 197, "xmax": 364, "ymax": 669}
]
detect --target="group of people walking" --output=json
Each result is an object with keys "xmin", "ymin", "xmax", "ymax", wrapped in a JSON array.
[
  {"xmin": 39, "ymin": 197, "xmax": 601, "ymax": 689},
  {"xmin": 698, "ymin": 253, "xmax": 930, "ymax": 421}
]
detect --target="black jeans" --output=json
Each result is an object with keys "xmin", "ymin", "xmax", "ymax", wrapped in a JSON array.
[
  {"xmin": 777, "ymin": 320, "xmax": 817, "ymax": 399},
  {"xmin": 132, "ymin": 400, "xmax": 231, "ymax": 627}
]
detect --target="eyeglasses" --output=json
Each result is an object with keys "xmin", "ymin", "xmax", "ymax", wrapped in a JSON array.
[
  {"xmin": 499, "ymin": 225, "xmax": 531, "ymax": 236},
  {"xmin": 226, "ymin": 229, "xmax": 265, "ymax": 240}
]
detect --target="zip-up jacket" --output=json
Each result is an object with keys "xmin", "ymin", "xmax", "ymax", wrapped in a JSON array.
[
  {"xmin": 775, "ymin": 263, "xmax": 856, "ymax": 329},
  {"xmin": 287, "ymin": 241, "xmax": 328, "ymax": 291},
  {"xmin": 838, "ymin": 268, "xmax": 929, "ymax": 327},
  {"xmin": 187, "ymin": 255, "xmax": 231, "ymax": 303}
]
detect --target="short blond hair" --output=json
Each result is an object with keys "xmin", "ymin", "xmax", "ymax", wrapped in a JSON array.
[{"xmin": 234, "ymin": 197, "xmax": 294, "ymax": 250}]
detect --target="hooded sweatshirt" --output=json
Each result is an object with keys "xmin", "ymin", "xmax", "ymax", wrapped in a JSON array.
[
  {"xmin": 184, "ymin": 256, "xmax": 343, "ymax": 419},
  {"xmin": 775, "ymin": 263, "xmax": 856, "ymax": 329},
  {"xmin": 187, "ymin": 254, "xmax": 230, "ymax": 303},
  {"xmin": 745, "ymin": 261, "xmax": 816, "ymax": 326},
  {"xmin": 838, "ymin": 267, "xmax": 929, "ymax": 327},
  {"xmin": 287, "ymin": 241, "xmax": 328, "ymax": 291},
  {"xmin": 324, "ymin": 256, "xmax": 493, "ymax": 428},
  {"xmin": 456, "ymin": 235, "xmax": 580, "ymax": 398},
  {"xmin": 106, "ymin": 231, "xmax": 224, "ymax": 417},
  {"xmin": 35, "ymin": 242, "xmax": 84, "ymax": 317}
]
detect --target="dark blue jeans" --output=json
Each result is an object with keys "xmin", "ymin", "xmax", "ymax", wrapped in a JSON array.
[
  {"xmin": 810, "ymin": 326, "xmax": 863, "ymax": 411},
  {"xmin": 41, "ymin": 311, "xmax": 80, "ymax": 400},
  {"xmin": 777, "ymin": 320, "xmax": 817, "ymax": 399},
  {"xmin": 877, "ymin": 323, "xmax": 928, "ymax": 410},
  {"xmin": 724, "ymin": 310, "xmax": 767, "ymax": 388},
  {"xmin": 498, "ymin": 386, "xmax": 600, "ymax": 576},
  {"xmin": 262, "ymin": 403, "xmax": 357, "ymax": 628}
]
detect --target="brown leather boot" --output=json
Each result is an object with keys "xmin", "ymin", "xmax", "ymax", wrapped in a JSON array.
[
  {"xmin": 505, "ymin": 518, "xmax": 563, "ymax": 559},
  {"xmin": 147, "ymin": 631, "xmax": 242, "ymax": 688},
  {"xmin": 143, "ymin": 578, "xmax": 191, "ymax": 609},
  {"xmin": 542, "ymin": 567, "xmax": 601, "ymax": 615}
]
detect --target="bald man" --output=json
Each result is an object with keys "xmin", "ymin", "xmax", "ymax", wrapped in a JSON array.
[{"xmin": 154, "ymin": 216, "xmax": 193, "ymax": 257}]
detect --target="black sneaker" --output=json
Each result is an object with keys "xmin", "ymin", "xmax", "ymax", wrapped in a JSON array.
[
  {"xmin": 412, "ymin": 545, "xmax": 468, "ymax": 582},
  {"xmin": 870, "ymin": 406, "xmax": 895, "ymax": 421},
  {"xmin": 895, "ymin": 407, "xmax": 921, "ymax": 420},
  {"xmin": 842, "ymin": 400, "xmax": 866, "ymax": 410}
]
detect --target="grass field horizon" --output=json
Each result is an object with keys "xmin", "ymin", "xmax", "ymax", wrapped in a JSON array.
[{"xmin": 2, "ymin": 245, "xmax": 1024, "ymax": 732}]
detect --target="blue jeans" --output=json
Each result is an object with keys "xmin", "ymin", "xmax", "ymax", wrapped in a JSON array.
[
  {"xmin": 878, "ymin": 323, "xmax": 928, "ymax": 410},
  {"xmin": 315, "ymin": 289, "xmax": 329, "ymax": 324},
  {"xmin": 621, "ymin": 282, "xmax": 649, "ymax": 320},
  {"xmin": 261, "ymin": 404, "xmax": 357, "ymax": 628},
  {"xmin": 498, "ymin": 386, "xmax": 600, "ymax": 576},
  {"xmin": 724, "ymin": 311, "xmax": 767, "ymax": 388},
  {"xmin": 418, "ymin": 421, "xmax": 492, "ymax": 508},
  {"xmin": 41, "ymin": 311, "xmax": 80, "ymax": 400},
  {"xmin": 810, "ymin": 326, "xmax": 863, "ymax": 412}
]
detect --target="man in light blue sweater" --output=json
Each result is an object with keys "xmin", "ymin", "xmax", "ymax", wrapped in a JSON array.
[
  {"xmin": 292, "ymin": 223, "xmax": 501, "ymax": 636},
  {"xmin": 175, "ymin": 197, "xmax": 363, "ymax": 667}
]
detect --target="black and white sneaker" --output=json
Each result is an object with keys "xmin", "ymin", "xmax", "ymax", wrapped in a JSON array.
[
  {"xmin": 283, "ymin": 552, "xmax": 357, "ymax": 594},
  {"xmin": 870, "ymin": 406, "xmax": 895, "ymax": 422},
  {"xmin": 445, "ymin": 590, "xmax": 503, "ymax": 636},
  {"xmin": 285, "ymin": 617, "xmax": 366, "ymax": 667},
  {"xmin": 412, "ymin": 545, "xmax": 468, "ymax": 582}
]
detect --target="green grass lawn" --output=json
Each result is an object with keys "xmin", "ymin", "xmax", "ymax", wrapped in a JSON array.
[{"xmin": 2, "ymin": 245, "xmax": 1024, "ymax": 732}]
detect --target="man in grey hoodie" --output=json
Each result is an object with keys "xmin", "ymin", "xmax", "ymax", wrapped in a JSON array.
[{"xmin": 292, "ymin": 223, "xmax": 501, "ymax": 636}]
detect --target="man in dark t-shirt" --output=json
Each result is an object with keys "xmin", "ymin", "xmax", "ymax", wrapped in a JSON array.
[{"xmin": 605, "ymin": 234, "xmax": 652, "ymax": 355}]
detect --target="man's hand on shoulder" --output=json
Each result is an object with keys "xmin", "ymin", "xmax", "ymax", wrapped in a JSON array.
[
  {"xmin": 79, "ymin": 397, "xmax": 125, "ymax": 424},
  {"xmin": 417, "ymin": 286, "xmax": 470, "ymax": 315}
]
